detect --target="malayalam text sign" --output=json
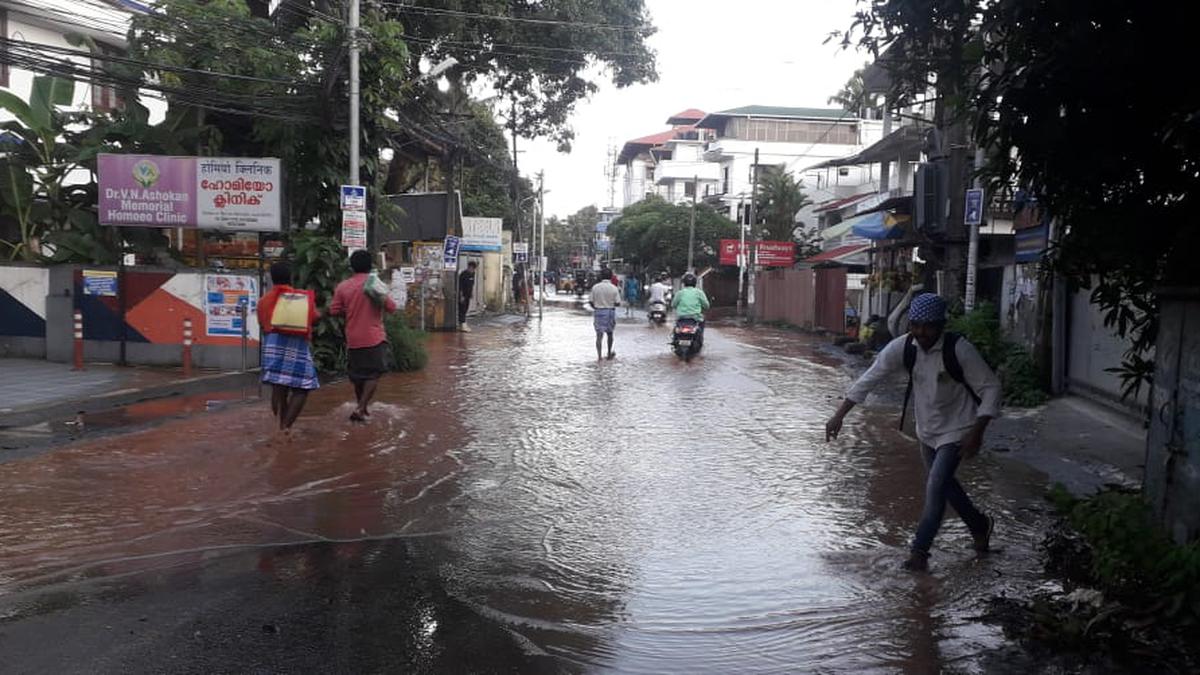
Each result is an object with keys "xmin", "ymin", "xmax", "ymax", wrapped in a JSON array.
[
  {"xmin": 461, "ymin": 217, "xmax": 503, "ymax": 251},
  {"xmin": 340, "ymin": 184, "xmax": 366, "ymax": 210},
  {"xmin": 443, "ymin": 235, "xmax": 462, "ymax": 270},
  {"xmin": 965, "ymin": 188, "xmax": 985, "ymax": 226},
  {"xmin": 99, "ymin": 154, "xmax": 282, "ymax": 232}
]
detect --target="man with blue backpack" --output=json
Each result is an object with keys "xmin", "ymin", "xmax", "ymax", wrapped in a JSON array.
[{"xmin": 825, "ymin": 293, "xmax": 1002, "ymax": 572}]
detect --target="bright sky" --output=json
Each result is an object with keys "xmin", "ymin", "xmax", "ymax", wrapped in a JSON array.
[{"xmin": 518, "ymin": 0, "xmax": 868, "ymax": 219}]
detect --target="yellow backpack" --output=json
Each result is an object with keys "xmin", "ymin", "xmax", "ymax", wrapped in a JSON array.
[{"xmin": 270, "ymin": 291, "xmax": 310, "ymax": 335}]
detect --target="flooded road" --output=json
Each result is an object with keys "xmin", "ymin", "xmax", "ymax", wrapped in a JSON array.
[{"xmin": 0, "ymin": 306, "xmax": 1054, "ymax": 673}]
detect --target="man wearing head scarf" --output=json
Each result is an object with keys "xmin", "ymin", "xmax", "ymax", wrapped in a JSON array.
[{"xmin": 824, "ymin": 293, "xmax": 1002, "ymax": 572}]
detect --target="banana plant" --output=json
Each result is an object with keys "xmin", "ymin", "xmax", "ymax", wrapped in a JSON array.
[{"xmin": 0, "ymin": 75, "xmax": 80, "ymax": 261}]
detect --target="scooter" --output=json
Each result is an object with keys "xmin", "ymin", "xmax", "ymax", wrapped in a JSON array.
[
  {"xmin": 671, "ymin": 317, "xmax": 703, "ymax": 360},
  {"xmin": 648, "ymin": 300, "xmax": 667, "ymax": 325}
]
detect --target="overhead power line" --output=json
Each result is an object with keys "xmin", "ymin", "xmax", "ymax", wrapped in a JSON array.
[{"xmin": 380, "ymin": 3, "xmax": 650, "ymax": 33}]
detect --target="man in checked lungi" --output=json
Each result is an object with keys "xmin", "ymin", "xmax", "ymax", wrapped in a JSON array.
[
  {"xmin": 258, "ymin": 262, "xmax": 320, "ymax": 434},
  {"xmin": 589, "ymin": 267, "xmax": 620, "ymax": 360}
]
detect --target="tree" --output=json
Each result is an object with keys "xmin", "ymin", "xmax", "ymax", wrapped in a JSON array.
[
  {"xmin": 543, "ymin": 207, "xmax": 597, "ymax": 269},
  {"xmin": 754, "ymin": 165, "xmax": 812, "ymax": 243},
  {"xmin": 385, "ymin": 1, "xmax": 658, "ymax": 150},
  {"xmin": 828, "ymin": 63, "xmax": 869, "ymax": 113},
  {"xmin": 608, "ymin": 196, "xmax": 738, "ymax": 274},
  {"xmin": 841, "ymin": 1, "xmax": 1197, "ymax": 396}
]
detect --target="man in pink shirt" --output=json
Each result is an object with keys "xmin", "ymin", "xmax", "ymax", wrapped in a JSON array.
[{"xmin": 330, "ymin": 250, "xmax": 397, "ymax": 422}]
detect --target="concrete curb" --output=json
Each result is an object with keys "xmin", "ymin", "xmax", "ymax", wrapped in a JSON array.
[{"xmin": 0, "ymin": 370, "xmax": 261, "ymax": 429}]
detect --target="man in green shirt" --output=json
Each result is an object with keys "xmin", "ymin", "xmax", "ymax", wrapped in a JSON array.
[{"xmin": 672, "ymin": 273, "xmax": 710, "ymax": 319}]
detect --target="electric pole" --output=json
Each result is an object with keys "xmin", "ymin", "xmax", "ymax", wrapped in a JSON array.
[
  {"xmin": 537, "ymin": 171, "xmax": 545, "ymax": 321},
  {"xmin": 687, "ymin": 174, "xmax": 697, "ymax": 273},
  {"xmin": 348, "ymin": 0, "xmax": 360, "ymax": 186},
  {"xmin": 746, "ymin": 148, "xmax": 760, "ymax": 321}
]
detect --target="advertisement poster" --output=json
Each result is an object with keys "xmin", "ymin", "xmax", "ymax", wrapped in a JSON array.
[
  {"xmin": 460, "ymin": 217, "xmax": 503, "ymax": 251},
  {"xmin": 99, "ymin": 154, "xmax": 282, "ymax": 232},
  {"xmin": 342, "ymin": 210, "xmax": 368, "ymax": 249},
  {"xmin": 719, "ymin": 240, "xmax": 795, "ymax": 267},
  {"xmin": 81, "ymin": 269, "xmax": 118, "ymax": 297},
  {"xmin": 204, "ymin": 274, "xmax": 258, "ymax": 337}
]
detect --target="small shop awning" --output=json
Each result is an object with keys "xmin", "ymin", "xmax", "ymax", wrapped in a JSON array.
[
  {"xmin": 846, "ymin": 210, "xmax": 910, "ymax": 240},
  {"xmin": 804, "ymin": 243, "xmax": 870, "ymax": 265}
]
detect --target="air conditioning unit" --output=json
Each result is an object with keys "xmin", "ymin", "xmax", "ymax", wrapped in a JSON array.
[{"xmin": 914, "ymin": 161, "xmax": 949, "ymax": 235}]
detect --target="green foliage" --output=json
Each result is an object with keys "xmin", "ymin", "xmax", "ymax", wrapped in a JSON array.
[
  {"xmin": 948, "ymin": 302, "xmax": 1047, "ymax": 406},
  {"xmin": 840, "ymin": 1, "xmax": 1194, "ymax": 400},
  {"xmin": 384, "ymin": 313, "xmax": 429, "ymax": 373},
  {"xmin": 543, "ymin": 207, "xmax": 598, "ymax": 270},
  {"xmin": 753, "ymin": 165, "xmax": 813, "ymax": 250},
  {"xmin": 608, "ymin": 196, "xmax": 738, "ymax": 274},
  {"xmin": 393, "ymin": 0, "xmax": 658, "ymax": 149},
  {"xmin": 290, "ymin": 230, "xmax": 348, "ymax": 373},
  {"xmin": 1050, "ymin": 486, "xmax": 1200, "ymax": 624}
]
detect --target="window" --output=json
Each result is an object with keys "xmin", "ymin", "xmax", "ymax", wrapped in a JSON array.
[
  {"xmin": 684, "ymin": 181, "xmax": 696, "ymax": 198},
  {"xmin": 1, "ymin": 10, "xmax": 8, "ymax": 88},
  {"xmin": 91, "ymin": 43, "xmax": 122, "ymax": 112},
  {"xmin": 722, "ymin": 167, "xmax": 729, "ymax": 194}
]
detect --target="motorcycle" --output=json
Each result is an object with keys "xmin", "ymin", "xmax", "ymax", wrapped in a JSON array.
[
  {"xmin": 671, "ymin": 317, "xmax": 704, "ymax": 360},
  {"xmin": 648, "ymin": 300, "xmax": 667, "ymax": 325}
]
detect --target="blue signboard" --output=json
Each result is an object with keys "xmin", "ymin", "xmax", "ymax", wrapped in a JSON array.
[
  {"xmin": 340, "ymin": 184, "xmax": 366, "ymax": 211},
  {"xmin": 82, "ymin": 270, "xmax": 118, "ymax": 297},
  {"xmin": 965, "ymin": 188, "xmax": 984, "ymax": 226},
  {"xmin": 596, "ymin": 221, "xmax": 609, "ymax": 234},
  {"xmin": 1015, "ymin": 224, "xmax": 1048, "ymax": 263},
  {"xmin": 443, "ymin": 235, "xmax": 461, "ymax": 270}
]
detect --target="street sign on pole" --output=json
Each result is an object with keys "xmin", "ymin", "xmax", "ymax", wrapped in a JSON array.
[
  {"xmin": 513, "ymin": 242, "xmax": 529, "ymax": 264},
  {"xmin": 340, "ymin": 184, "xmax": 366, "ymax": 211},
  {"xmin": 965, "ymin": 188, "xmax": 985, "ymax": 226},
  {"xmin": 443, "ymin": 235, "xmax": 461, "ymax": 270},
  {"xmin": 341, "ymin": 210, "xmax": 367, "ymax": 249}
]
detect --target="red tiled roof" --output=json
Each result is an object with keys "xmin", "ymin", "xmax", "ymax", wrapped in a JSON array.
[
  {"xmin": 813, "ymin": 192, "xmax": 876, "ymax": 214},
  {"xmin": 666, "ymin": 108, "xmax": 706, "ymax": 124},
  {"xmin": 625, "ymin": 129, "xmax": 679, "ymax": 146},
  {"xmin": 804, "ymin": 243, "xmax": 870, "ymax": 264}
]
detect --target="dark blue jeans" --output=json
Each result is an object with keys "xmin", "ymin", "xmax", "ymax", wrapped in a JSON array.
[{"xmin": 912, "ymin": 443, "xmax": 988, "ymax": 555}]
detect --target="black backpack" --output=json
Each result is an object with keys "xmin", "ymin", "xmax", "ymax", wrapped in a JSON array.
[{"xmin": 898, "ymin": 332, "xmax": 981, "ymax": 430}]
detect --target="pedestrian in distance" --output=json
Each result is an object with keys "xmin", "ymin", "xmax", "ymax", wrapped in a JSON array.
[
  {"xmin": 824, "ymin": 293, "xmax": 1002, "ymax": 572},
  {"xmin": 258, "ymin": 261, "xmax": 320, "ymax": 435},
  {"xmin": 458, "ymin": 260, "xmax": 477, "ymax": 332},
  {"xmin": 330, "ymin": 250, "xmax": 397, "ymax": 423},
  {"xmin": 589, "ymin": 267, "xmax": 620, "ymax": 360},
  {"xmin": 623, "ymin": 274, "xmax": 641, "ymax": 316}
]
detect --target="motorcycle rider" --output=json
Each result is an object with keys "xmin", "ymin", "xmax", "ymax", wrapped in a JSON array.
[
  {"xmin": 647, "ymin": 274, "xmax": 671, "ymax": 315},
  {"xmin": 672, "ymin": 273, "xmax": 711, "ymax": 345}
]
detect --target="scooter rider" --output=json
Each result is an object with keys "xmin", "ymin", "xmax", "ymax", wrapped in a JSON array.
[
  {"xmin": 648, "ymin": 274, "xmax": 671, "ymax": 307},
  {"xmin": 672, "ymin": 273, "xmax": 710, "ymax": 342}
]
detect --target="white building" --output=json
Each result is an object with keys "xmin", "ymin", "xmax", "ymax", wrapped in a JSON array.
[
  {"xmin": 693, "ymin": 105, "xmax": 885, "ymax": 226},
  {"xmin": 618, "ymin": 108, "xmax": 717, "ymax": 207},
  {"xmin": 1, "ymin": 0, "xmax": 164, "ymax": 124}
]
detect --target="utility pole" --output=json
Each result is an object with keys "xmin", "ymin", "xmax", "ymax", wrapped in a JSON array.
[
  {"xmin": 348, "ymin": 0, "xmax": 360, "ymax": 186},
  {"xmin": 736, "ymin": 197, "xmax": 745, "ymax": 317},
  {"xmin": 537, "ymin": 171, "xmax": 545, "ymax": 320},
  {"xmin": 964, "ymin": 146, "xmax": 984, "ymax": 311},
  {"xmin": 746, "ymin": 148, "xmax": 760, "ymax": 321},
  {"xmin": 687, "ymin": 174, "xmax": 698, "ymax": 273}
]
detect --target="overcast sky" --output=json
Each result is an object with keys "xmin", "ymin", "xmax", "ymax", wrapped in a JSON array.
[{"xmin": 516, "ymin": 0, "xmax": 868, "ymax": 219}]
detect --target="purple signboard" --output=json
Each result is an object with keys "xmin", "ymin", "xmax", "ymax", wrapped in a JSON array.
[
  {"xmin": 99, "ymin": 154, "xmax": 197, "ymax": 227},
  {"xmin": 98, "ymin": 154, "xmax": 283, "ymax": 231}
]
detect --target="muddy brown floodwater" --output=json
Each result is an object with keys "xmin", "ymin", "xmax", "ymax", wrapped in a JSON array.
[{"xmin": 0, "ymin": 306, "xmax": 1058, "ymax": 673}]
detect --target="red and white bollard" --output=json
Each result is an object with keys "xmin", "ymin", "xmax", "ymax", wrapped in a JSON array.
[
  {"xmin": 182, "ymin": 317, "xmax": 193, "ymax": 378},
  {"xmin": 72, "ymin": 310, "xmax": 84, "ymax": 371}
]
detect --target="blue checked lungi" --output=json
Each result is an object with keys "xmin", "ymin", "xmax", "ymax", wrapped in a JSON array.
[
  {"xmin": 261, "ymin": 332, "xmax": 320, "ymax": 390},
  {"xmin": 593, "ymin": 308, "xmax": 616, "ymax": 333}
]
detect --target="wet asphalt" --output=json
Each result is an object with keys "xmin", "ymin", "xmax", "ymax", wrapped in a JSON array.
[{"xmin": 0, "ymin": 303, "xmax": 1060, "ymax": 673}]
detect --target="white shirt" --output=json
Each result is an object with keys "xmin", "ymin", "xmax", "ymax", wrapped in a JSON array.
[
  {"xmin": 590, "ymin": 281, "xmax": 620, "ymax": 309},
  {"xmin": 846, "ymin": 333, "xmax": 1002, "ymax": 449},
  {"xmin": 648, "ymin": 282, "xmax": 669, "ymax": 304}
]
